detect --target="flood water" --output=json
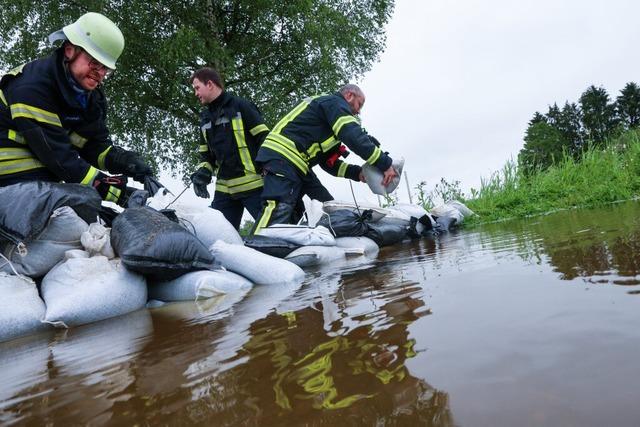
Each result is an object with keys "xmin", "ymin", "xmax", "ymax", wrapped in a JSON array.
[{"xmin": 2, "ymin": 201, "xmax": 640, "ymax": 426}]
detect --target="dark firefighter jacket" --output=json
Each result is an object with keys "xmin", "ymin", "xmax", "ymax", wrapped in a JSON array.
[
  {"xmin": 197, "ymin": 91, "xmax": 269, "ymax": 195},
  {"xmin": 256, "ymin": 92, "xmax": 392, "ymax": 180},
  {"xmin": 0, "ymin": 48, "xmax": 119, "ymax": 186}
]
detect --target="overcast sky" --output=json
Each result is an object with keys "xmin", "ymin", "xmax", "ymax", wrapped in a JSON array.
[{"xmin": 169, "ymin": 0, "xmax": 640, "ymax": 210}]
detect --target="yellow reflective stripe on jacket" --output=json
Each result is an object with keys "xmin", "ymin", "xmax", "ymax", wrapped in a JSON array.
[
  {"xmin": 320, "ymin": 136, "xmax": 338, "ymax": 152},
  {"xmin": 10, "ymin": 103, "xmax": 62, "ymax": 127},
  {"xmin": 255, "ymin": 200, "xmax": 277, "ymax": 234},
  {"xmin": 232, "ymin": 114, "xmax": 257, "ymax": 174},
  {"xmin": 262, "ymin": 134, "xmax": 309, "ymax": 174},
  {"xmin": 306, "ymin": 143, "xmax": 321, "ymax": 160},
  {"xmin": 0, "ymin": 90, "xmax": 6, "ymax": 106},
  {"xmin": 337, "ymin": 162, "xmax": 348, "ymax": 177},
  {"xmin": 97, "ymin": 146, "xmax": 112, "ymax": 170},
  {"xmin": 249, "ymin": 123, "xmax": 269, "ymax": 136},
  {"xmin": 331, "ymin": 115, "xmax": 358, "ymax": 136},
  {"xmin": 0, "ymin": 158, "xmax": 45, "ymax": 175},
  {"xmin": 7, "ymin": 129, "xmax": 25, "ymax": 144},
  {"xmin": 69, "ymin": 132, "xmax": 88, "ymax": 149},
  {"xmin": 198, "ymin": 144, "xmax": 208, "ymax": 153},
  {"xmin": 105, "ymin": 186, "xmax": 121, "ymax": 203},
  {"xmin": 366, "ymin": 146, "xmax": 382, "ymax": 165},
  {"xmin": 0, "ymin": 147, "xmax": 36, "ymax": 160},
  {"xmin": 80, "ymin": 166, "xmax": 99, "ymax": 185},
  {"xmin": 272, "ymin": 95, "xmax": 321, "ymax": 133},
  {"xmin": 215, "ymin": 173, "xmax": 263, "ymax": 194},
  {"xmin": 197, "ymin": 161, "xmax": 214, "ymax": 173}
]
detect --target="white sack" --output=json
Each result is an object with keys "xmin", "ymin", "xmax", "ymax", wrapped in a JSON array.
[
  {"xmin": 0, "ymin": 273, "xmax": 49, "ymax": 343},
  {"xmin": 209, "ymin": 240, "xmax": 304, "ymax": 285},
  {"xmin": 257, "ymin": 224, "xmax": 336, "ymax": 246},
  {"xmin": 285, "ymin": 245, "xmax": 346, "ymax": 267},
  {"xmin": 149, "ymin": 269, "xmax": 253, "ymax": 301},
  {"xmin": 178, "ymin": 206, "xmax": 243, "ymax": 246},
  {"xmin": 335, "ymin": 236, "xmax": 380, "ymax": 257},
  {"xmin": 362, "ymin": 157, "xmax": 405, "ymax": 196},
  {"xmin": 42, "ymin": 252, "xmax": 147, "ymax": 328},
  {"xmin": 80, "ymin": 222, "xmax": 115, "ymax": 258},
  {"xmin": 0, "ymin": 206, "xmax": 88, "ymax": 277}
]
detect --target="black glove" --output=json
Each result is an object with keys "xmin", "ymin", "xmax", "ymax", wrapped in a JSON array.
[
  {"xmin": 190, "ymin": 167, "xmax": 212, "ymax": 199},
  {"xmin": 105, "ymin": 147, "xmax": 153, "ymax": 182},
  {"xmin": 93, "ymin": 173, "xmax": 129, "ymax": 206}
]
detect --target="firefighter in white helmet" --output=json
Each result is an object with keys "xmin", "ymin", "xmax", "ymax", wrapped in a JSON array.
[{"xmin": 0, "ymin": 12, "xmax": 154, "ymax": 205}]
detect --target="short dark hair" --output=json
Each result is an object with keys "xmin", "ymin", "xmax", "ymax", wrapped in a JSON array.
[{"xmin": 190, "ymin": 67, "xmax": 224, "ymax": 89}]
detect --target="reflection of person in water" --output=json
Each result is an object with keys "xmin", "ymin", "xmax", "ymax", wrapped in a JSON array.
[{"xmin": 237, "ymin": 274, "xmax": 456, "ymax": 425}]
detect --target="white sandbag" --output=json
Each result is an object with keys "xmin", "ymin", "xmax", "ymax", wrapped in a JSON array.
[
  {"xmin": 301, "ymin": 197, "xmax": 327, "ymax": 227},
  {"xmin": 285, "ymin": 245, "xmax": 346, "ymax": 267},
  {"xmin": 41, "ymin": 252, "xmax": 147, "ymax": 328},
  {"xmin": 146, "ymin": 190, "xmax": 243, "ymax": 245},
  {"xmin": 362, "ymin": 157, "xmax": 405, "ymax": 196},
  {"xmin": 376, "ymin": 207, "xmax": 412, "ymax": 227},
  {"xmin": 335, "ymin": 236, "xmax": 380, "ymax": 257},
  {"xmin": 323, "ymin": 200, "xmax": 387, "ymax": 222},
  {"xmin": 0, "ymin": 273, "xmax": 49, "ymax": 343},
  {"xmin": 209, "ymin": 240, "xmax": 304, "ymax": 285},
  {"xmin": 149, "ymin": 269, "xmax": 253, "ymax": 301},
  {"xmin": 80, "ymin": 222, "xmax": 115, "ymax": 259},
  {"xmin": 177, "ymin": 206, "xmax": 243, "ymax": 246},
  {"xmin": 0, "ymin": 206, "xmax": 88, "ymax": 277},
  {"xmin": 390, "ymin": 203, "xmax": 428, "ymax": 219},
  {"xmin": 257, "ymin": 224, "xmax": 336, "ymax": 246}
]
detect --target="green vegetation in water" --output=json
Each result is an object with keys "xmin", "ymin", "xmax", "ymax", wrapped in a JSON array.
[{"xmin": 461, "ymin": 128, "xmax": 640, "ymax": 225}]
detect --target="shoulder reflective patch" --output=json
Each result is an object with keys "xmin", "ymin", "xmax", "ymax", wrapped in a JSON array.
[
  {"xmin": 249, "ymin": 124, "xmax": 269, "ymax": 136},
  {"xmin": 10, "ymin": 103, "xmax": 62, "ymax": 127},
  {"xmin": 7, "ymin": 63, "xmax": 26, "ymax": 76},
  {"xmin": 331, "ymin": 115, "xmax": 358, "ymax": 136}
]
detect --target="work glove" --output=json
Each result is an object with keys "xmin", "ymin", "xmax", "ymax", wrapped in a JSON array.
[
  {"xmin": 93, "ymin": 173, "xmax": 129, "ymax": 206},
  {"xmin": 105, "ymin": 147, "xmax": 153, "ymax": 183},
  {"xmin": 190, "ymin": 167, "xmax": 212, "ymax": 199}
]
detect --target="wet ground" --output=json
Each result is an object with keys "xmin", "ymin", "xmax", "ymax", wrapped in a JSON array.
[{"xmin": 2, "ymin": 201, "xmax": 640, "ymax": 426}]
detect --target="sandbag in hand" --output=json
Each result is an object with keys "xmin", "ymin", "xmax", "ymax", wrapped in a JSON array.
[
  {"xmin": 93, "ymin": 173, "xmax": 129, "ymax": 206},
  {"xmin": 190, "ymin": 167, "xmax": 212, "ymax": 199}
]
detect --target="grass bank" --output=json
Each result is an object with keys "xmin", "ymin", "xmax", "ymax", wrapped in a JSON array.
[{"xmin": 462, "ymin": 129, "xmax": 640, "ymax": 225}]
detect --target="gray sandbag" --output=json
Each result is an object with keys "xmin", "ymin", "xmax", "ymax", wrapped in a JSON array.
[
  {"xmin": 149, "ymin": 270, "xmax": 253, "ymax": 301},
  {"xmin": 0, "ymin": 181, "xmax": 100, "ymax": 245},
  {"xmin": 0, "ymin": 273, "xmax": 49, "ymax": 342},
  {"xmin": 365, "ymin": 223, "xmax": 409, "ymax": 247},
  {"xmin": 0, "ymin": 206, "xmax": 88, "ymax": 277},
  {"xmin": 41, "ymin": 251, "xmax": 147, "ymax": 328},
  {"xmin": 209, "ymin": 240, "xmax": 305, "ymax": 285},
  {"xmin": 111, "ymin": 206, "xmax": 216, "ymax": 280},
  {"xmin": 361, "ymin": 157, "xmax": 404, "ymax": 196},
  {"xmin": 317, "ymin": 209, "xmax": 370, "ymax": 237},
  {"xmin": 243, "ymin": 234, "xmax": 301, "ymax": 258}
]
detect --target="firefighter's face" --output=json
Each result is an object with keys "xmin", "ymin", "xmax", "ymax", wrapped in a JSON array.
[
  {"xmin": 65, "ymin": 44, "xmax": 110, "ymax": 91},
  {"xmin": 345, "ymin": 91, "xmax": 365, "ymax": 115},
  {"xmin": 192, "ymin": 78, "xmax": 221, "ymax": 105}
]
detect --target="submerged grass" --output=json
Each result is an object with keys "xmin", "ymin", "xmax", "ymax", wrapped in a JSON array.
[{"xmin": 463, "ymin": 129, "xmax": 640, "ymax": 225}]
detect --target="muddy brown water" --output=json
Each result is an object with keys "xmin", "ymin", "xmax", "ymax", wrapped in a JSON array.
[{"xmin": 2, "ymin": 201, "xmax": 640, "ymax": 426}]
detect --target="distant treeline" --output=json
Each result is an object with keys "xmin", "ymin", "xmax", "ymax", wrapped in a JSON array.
[{"xmin": 518, "ymin": 83, "xmax": 640, "ymax": 173}]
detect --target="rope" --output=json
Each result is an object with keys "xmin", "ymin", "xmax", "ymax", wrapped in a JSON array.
[{"xmin": 164, "ymin": 185, "xmax": 190, "ymax": 210}]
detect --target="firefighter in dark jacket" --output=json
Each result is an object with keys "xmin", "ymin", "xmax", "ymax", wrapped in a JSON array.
[
  {"xmin": 0, "ymin": 12, "xmax": 153, "ymax": 205},
  {"xmin": 189, "ymin": 67, "xmax": 270, "ymax": 229},
  {"xmin": 253, "ymin": 84, "xmax": 397, "ymax": 233}
]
